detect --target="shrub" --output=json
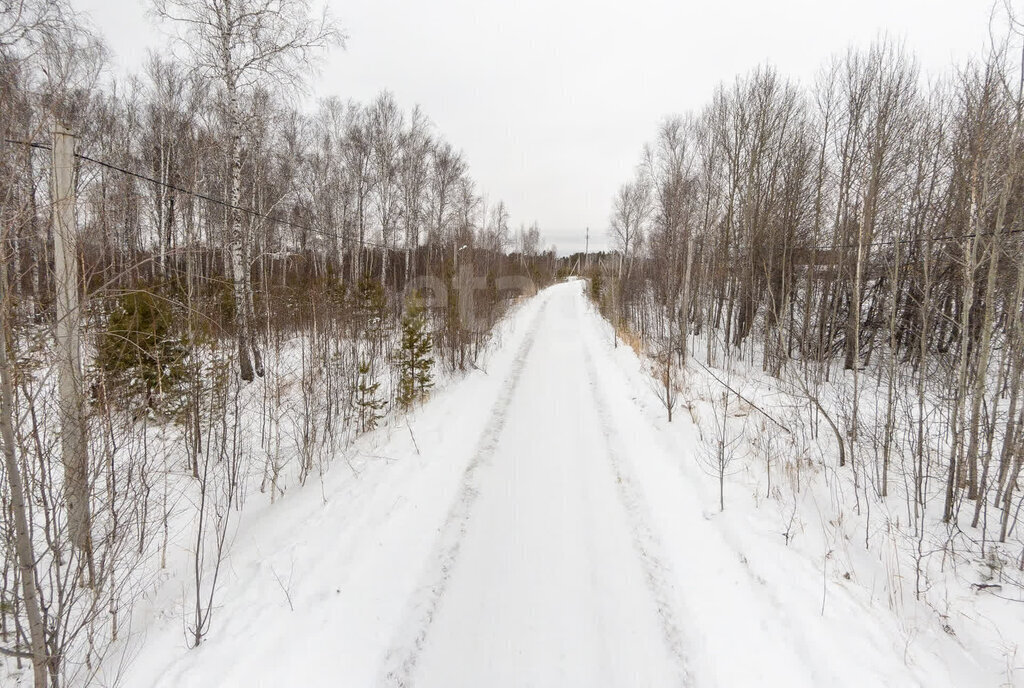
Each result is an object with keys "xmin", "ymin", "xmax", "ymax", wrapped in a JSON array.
[
  {"xmin": 95, "ymin": 289, "xmax": 188, "ymax": 410},
  {"xmin": 352, "ymin": 277, "xmax": 387, "ymax": 339}
]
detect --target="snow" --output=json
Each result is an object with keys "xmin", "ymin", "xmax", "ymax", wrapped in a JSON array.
[{"xmin": 98, "ymin": 281, "xmax": 1010, "ymax": 687}]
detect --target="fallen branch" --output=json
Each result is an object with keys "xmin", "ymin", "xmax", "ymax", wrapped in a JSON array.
[
  {"xmin": 0, "ymin": 645, "xmax": 34, "ymax": 659},
  {"xmin": 692, "ymin": 358, "xmax": 790, "ymax": 434}
]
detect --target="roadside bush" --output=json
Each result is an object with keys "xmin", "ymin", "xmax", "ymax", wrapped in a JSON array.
[{"xmin": 94, "ymin": 289, "xmax": 189, "ymax": 411}]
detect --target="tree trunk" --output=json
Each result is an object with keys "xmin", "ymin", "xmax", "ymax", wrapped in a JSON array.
[
  {"xmin": 0, "ymin": 236, "xmax": 49, "ymax": 687},
  {"xmin": 945, "ymin": 161, "xmax": 981, "ymax": 523},
  {"xmin": 679, "ymin": 230, "xmax": 696, "ymax": 362},
  {"xmin": 227, "ymin": 84, "xmax": 262, "ymax": 381}
]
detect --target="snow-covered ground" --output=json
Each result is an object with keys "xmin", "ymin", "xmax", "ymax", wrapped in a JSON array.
[{"xmin": 99, "ymin": 281, "xmax": 1012, "ymax": 687}]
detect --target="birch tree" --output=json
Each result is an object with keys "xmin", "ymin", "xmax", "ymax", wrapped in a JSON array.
[{"xmin": 153, "ymin": 0, "xmax": 342, "ymax": 381}]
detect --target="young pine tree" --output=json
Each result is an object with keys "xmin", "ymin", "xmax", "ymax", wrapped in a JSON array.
[
  {"xmin": 354, "ymin": 277, "xmax": 387, "ymax": 337},
  {"xmin": 397, "ymin": 291, "xmax": 434, "ymax": 409},
  {"xmin": 354, "ymin": 360, "xmax": 387, "ymax": 431},
  {"xmin": 95, "ymin": 289, "xmax": 188, "ymax": 410}
]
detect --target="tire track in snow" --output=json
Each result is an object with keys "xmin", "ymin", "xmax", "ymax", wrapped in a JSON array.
[
  {"xmin": 578, "ymin": 298, "xmax": 835, "ymax": 687},
  {"xmin": 377, "ymin": 296, "xmax": 549, "ymax": 688},
  {"xmin": 582, "ymin": 343, "xmax": 694, "ymax": 688}
]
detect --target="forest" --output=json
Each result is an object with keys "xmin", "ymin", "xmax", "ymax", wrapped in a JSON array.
[
  {"xmin": 592, "ymin": 26, "xmax": 1024, "ymax": 637},
  {"xmin": 0, "ymin": 0, "xmax": 554, "ymax": 685},
  {"xmin": 4, "ymin": 0, "xmax": 1024, "ymax": 684}
]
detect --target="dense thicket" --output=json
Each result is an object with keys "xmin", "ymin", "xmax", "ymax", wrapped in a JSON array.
[
  {"xmin": 0, "ymin": 1, "xmax": 554, "ymax": 685},
  {"xmin": 596, "ymin": 36, "xmax": 1024, "ymax": 570}
]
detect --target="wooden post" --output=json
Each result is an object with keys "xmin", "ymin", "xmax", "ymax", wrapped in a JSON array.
[{"xmin": 52, "ymin": 123, "xmax": 94, "ymax": 580}]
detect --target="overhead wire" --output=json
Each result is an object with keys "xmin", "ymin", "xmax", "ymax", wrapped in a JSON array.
[
  {"xmin": 3, "ymin": 138, "xmax": 394, "ymax": 252},
  {"xmin": 6, "ymin": 137, "xmax": 1024, "ymax": 257}
]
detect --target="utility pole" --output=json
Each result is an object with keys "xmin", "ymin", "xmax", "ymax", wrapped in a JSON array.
[
  {"xmin": 584, "ymin": 227, "xmax": 589, "ymax": 272},
  {"xmin": 52, "ymin": 123, "xmax": 94, "ymax": 582}
]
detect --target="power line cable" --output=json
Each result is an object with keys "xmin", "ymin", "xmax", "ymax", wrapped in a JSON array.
[
  {"xmin": 4, "ymin": 138, "xmax": 395, "ymax": 251},
  {"xmin": 7, "ymin": 137, "xmax": 1024, "ymax": 256}
]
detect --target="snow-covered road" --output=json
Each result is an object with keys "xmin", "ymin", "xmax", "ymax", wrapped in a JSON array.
[
  {"xmin": 113, "ymin": 281, "xmax": 979, "ymax": 688},
  {"xmin": 381, "ymin": 283, "xmax": 687, "ymax": 687}
]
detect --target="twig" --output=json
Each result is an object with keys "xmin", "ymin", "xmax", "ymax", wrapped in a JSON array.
[
  {"xmin": 270, "ymin": 564, "xmax": 295, "ymax": 612},
  {"xmin": 692, "ymin": 357, "xmax": 791, "ymax": 433},
  {"xmin": 0, "ymin": 645, "xmax": 34, "ymax": 659},
  {"xmin": 360, "ymin": 453, "xmax": 398, "ymax": 463},
  {"xmin": 406, "ymin": 418, "xmax": 421, "ymax": 456}
]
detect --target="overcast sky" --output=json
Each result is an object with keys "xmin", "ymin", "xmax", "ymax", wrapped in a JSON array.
[{"xmin": 77, "ymin": 0, "xmax": 998, "ymax": 254}]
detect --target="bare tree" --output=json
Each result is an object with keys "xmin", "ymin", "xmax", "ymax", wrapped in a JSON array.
[
  {"xmin": 0, "ymin": 217, "xmax": 48, "ymax": 688},
  {"xmin": 399, "ymin": 106, "xmax": 431, "ymax": 282},
  {"xmin": 370, "ymin": 91, "xmax": 403, "ymax": 288},
  {"xmin": 153, "ymin": 0, "xmax": 343, "ymax": 381},
  {"xmin": 609, "ymin": 177, "xmax": 649, "ymax": 282}
]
